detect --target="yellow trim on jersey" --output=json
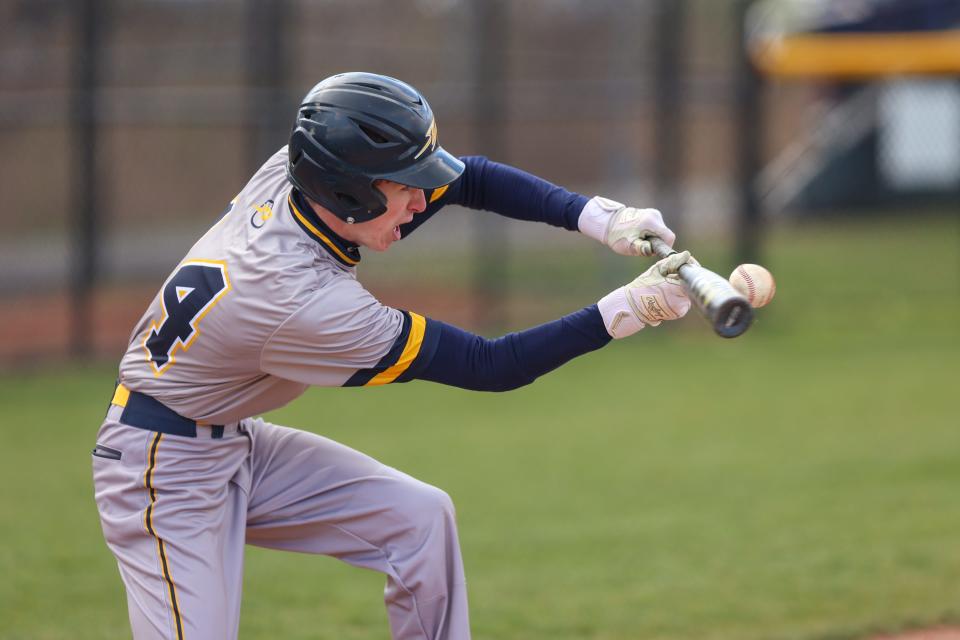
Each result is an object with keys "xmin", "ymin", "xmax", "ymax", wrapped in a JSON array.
[
  {"xmin": 288, "ymin": 196, "xmax": 360, "ymax": 266},
  {"xmin": 429, "ymin": 184, "xmax": 449, "ymax": 203},
  {"xmin": 367, "ymin": 313, "xmax": 427, "ymax": 386},
  {"xmin": 143, "ymin": 259, "xmax": 232, "ymax": 377},
  {"xmin": 751, "ymin": 29, "xmax": 960, "ymax": 79},
  {"xmin": 112, "ymin": 384, "xmax": 131, "ymax": 407}
]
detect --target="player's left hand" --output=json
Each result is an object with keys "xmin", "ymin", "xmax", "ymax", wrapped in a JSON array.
[
  {"xmin": 577, "ymin": 196, "xmax": 676, "ymax": 257},
  {"xmin": 597, "ymin": 251, "xmax": 694, "ymax": 338}
]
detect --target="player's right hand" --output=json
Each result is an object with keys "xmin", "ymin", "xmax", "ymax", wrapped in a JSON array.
[{"xmin": 596, "ymin": 251, "xmax": 694, "ymax": 338}]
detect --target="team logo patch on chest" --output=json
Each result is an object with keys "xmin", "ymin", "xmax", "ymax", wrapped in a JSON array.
[{"xmin": 250, "ymin": 199, "xmax": 275, "ymax": 228}]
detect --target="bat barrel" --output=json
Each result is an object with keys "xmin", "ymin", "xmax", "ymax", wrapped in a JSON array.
[
  {"xmin": 677, "ymin": 262, "xmax": 754, "ymax": 338},
  {"xmin": 711, "ymin": 297, "xmax": 753, "ymax": 338}
]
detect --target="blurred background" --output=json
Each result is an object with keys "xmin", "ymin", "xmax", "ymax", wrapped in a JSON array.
[
  {"xmin": 1, "ymin": 1, "xmax": 959, "ymax": 639},
  {"xmin": 2, "ymin": 0, "xmax": 953, "ymax": 365}
]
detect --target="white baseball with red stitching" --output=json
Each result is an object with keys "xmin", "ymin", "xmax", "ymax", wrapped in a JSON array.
[{"xmin": 729, "ymin": 264, "xmax": 776, "ymax": 308}]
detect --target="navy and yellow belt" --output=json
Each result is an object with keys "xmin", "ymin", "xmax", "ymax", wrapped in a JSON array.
[{"xmin": 110, "ymin": 384, "xmax": 226, "ymax": 439}]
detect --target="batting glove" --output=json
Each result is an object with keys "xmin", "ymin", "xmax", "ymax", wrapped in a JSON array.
[
  {"xmin": 597, "ymin": 251, "xmax": 693, "ymax": 338},
  {"xmin": 578, "ymin": 196, "xmax": 676, "ymax": 257}
]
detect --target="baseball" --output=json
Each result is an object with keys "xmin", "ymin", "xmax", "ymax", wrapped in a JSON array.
[{"xmin": 729, "ymin": 263, "xmax": 776, "ymax": 308}]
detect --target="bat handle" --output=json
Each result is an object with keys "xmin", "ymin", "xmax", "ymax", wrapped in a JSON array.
[{"xmin": 647, "ymin": 236, "xmax": 675, "ymax": 259}]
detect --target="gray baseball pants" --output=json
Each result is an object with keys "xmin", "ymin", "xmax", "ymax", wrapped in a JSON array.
[{"xmin": 92, "ymin": 404, "xmax": 470, "ymax": 639}]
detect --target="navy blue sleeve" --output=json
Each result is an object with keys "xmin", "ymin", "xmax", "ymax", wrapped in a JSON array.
[
  {"xmin": 401, "ymin": 305, "xmax": 612, "ymax": 392},
  {"xmin": 399, "ymin": 156, "xmax": 590, "ymax": 239}
]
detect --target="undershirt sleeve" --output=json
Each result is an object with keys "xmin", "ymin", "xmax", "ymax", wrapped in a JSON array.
[
  {"xmin": 396, "ymin": 305, "xmax": 612, "ymax": 392},
  {"xmin": 263, "ymin": 283, "xmax": 612, "ymax": 392},
  {"xmin": 398, "ymin": 155, "xmax": 590, "ymax": 238}
]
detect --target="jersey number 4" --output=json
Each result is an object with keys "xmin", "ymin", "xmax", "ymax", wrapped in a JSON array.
[{"xmin": 143, "ymin": 260, "xmax": 231, "ymax": 375}]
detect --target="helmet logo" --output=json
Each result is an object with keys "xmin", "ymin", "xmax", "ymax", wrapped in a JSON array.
[{"xmin": 414, "ymin": 119, "xmax": 438, "ymax": 159}]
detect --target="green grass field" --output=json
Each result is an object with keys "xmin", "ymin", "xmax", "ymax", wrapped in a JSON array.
[{"xmin": 1, "ymin": 215, "xmax": 958, "ymax": 639}]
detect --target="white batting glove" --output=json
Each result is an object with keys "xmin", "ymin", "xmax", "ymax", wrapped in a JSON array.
[
  {"xmin": 597, "ymin": 251, "xmax": 693, "ymax": 338},
  {"xmin": 578, "ymin": 196, "xmax": 677, "ymax": 257}
]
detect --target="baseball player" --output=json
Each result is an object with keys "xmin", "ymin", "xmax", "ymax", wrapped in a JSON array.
[{"xmin": 92, "ymin": 72, "xmax": 694, "ymax": 640}]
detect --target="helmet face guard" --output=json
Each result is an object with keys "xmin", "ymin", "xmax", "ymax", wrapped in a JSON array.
[{"xmin": 287, "ymin": 72, "xmax": 464, "ymax": 224}]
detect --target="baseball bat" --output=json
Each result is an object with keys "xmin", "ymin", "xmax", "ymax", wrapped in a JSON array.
[{"xmin": 648, "ymin": 236, "xmax": 754, "ymax": 338}]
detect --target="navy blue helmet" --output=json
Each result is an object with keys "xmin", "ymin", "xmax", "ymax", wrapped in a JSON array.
[{"xmin": 287, "ymin": 72, "xmax": 464, "ymax": 223}]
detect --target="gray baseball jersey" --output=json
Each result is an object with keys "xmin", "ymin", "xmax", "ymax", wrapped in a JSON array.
[
  {"xmin": 118, "ymin": 147, "xmax": 421, "ymax": 424},
  {"xmin": 96, "ymin": 147, "xmax": 468, "ymax": 640}
]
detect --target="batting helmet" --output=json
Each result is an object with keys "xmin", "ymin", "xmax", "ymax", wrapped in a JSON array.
[{"xmin": 287, "ymin": 72, "xmax": 464, "ymax": 224}]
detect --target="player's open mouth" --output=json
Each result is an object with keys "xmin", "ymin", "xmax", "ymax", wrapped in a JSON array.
[{"xmin": 393, "ymin": 226, "xmax": 401, "ymax": 241}]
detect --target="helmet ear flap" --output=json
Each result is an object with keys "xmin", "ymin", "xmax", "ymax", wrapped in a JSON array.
[
  {"xmin": 287, "ymin": 148, "xmax": 387, "ymax": 223},
  {"xmin": 332, "ymin": 183, "xmax": 388, "ymax": 221}
]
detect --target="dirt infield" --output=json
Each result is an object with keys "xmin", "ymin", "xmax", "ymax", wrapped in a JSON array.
[{"xmin": 0, "ymin": 286, "xmax": 154, "ymax": 366}]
